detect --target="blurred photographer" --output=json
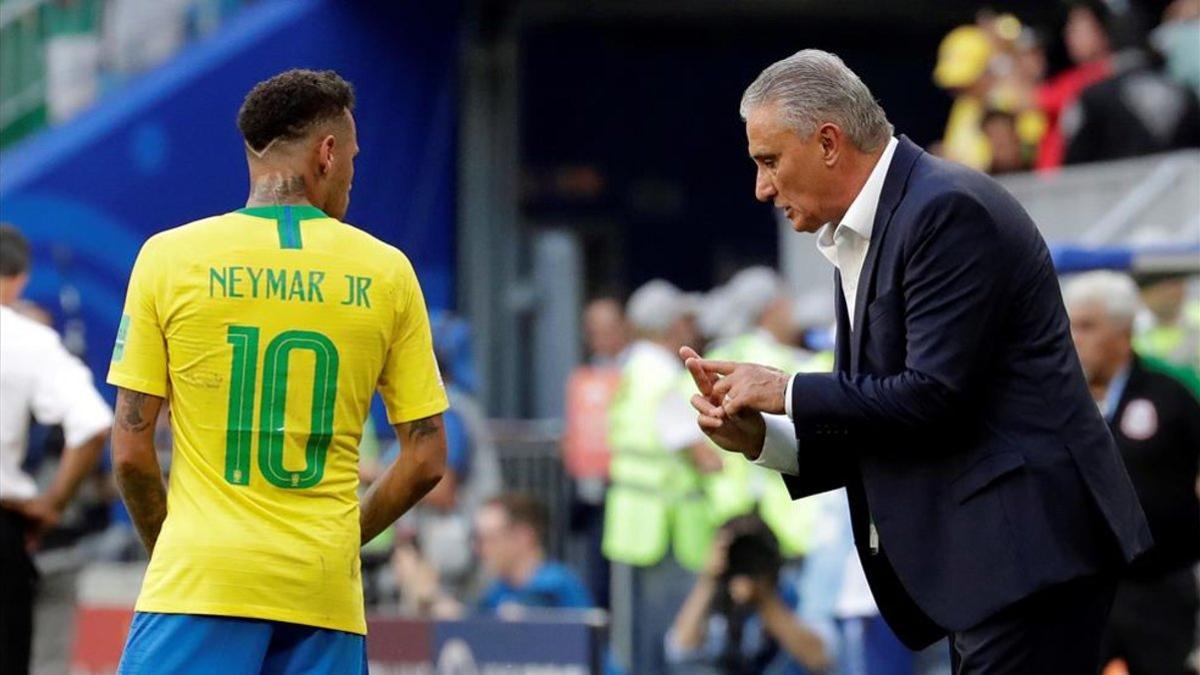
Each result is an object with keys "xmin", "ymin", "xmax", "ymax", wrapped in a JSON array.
[{"xmin": 666, "ymin": 515, "xmax": 828, "ymax": 674}]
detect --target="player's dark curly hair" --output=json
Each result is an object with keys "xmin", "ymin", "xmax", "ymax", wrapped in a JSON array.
[{"xmin": 237, "ymin": 69, "xmax": 356, "ymax": 153}]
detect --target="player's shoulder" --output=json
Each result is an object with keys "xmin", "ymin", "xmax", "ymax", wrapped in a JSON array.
[
  {"xmin": 333, "ymin": 219, "xmax": 418, "ymax": 277},
  {"xmin": 137, "ymin": 214, "xmax": 234, "ymax": 257}
]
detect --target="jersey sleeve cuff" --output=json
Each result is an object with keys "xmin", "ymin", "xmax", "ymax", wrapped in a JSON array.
[
  {"xmin": 106, "ymin": 371, "xmax": 168, "ymax": 398},
  {"xmin": 384, "ymin": 396, "xmax": 451, "ymax": 425}
]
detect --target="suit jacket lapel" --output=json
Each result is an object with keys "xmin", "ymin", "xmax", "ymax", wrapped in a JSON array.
[
  {"xmin": 834, "ymin": 270, "xmax": 852, "ymax": 374},
  {"xmin": 850, "ymin": 135, "xmax": 924, "ymax": 374}
]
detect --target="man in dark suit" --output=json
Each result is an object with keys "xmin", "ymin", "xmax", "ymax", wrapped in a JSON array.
[
  {"xmin": 681, "ymin": 49, "xmax": 1152, "ymax": 674},
  {"xmin": 1064, "ymin": 270, "xmax": 1200, "ymax": 675}
]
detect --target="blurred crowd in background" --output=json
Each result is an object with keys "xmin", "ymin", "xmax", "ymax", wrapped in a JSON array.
[
  {"xmin": 1, "ymin": 0, "xmax": 1198, "ymax": 674},
  {"xmin": 2, "ymin": 0, "xmax": 250, "ymax": 147},
  {"xmin": 931, "ymin": 0, "xmax": 1200, "ymax": 175}
]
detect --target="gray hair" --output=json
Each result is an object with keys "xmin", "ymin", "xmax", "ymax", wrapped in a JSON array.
[
  {"xmin": 740, "ymin": 49, "xmax": 893, "ymax": 152},
  {"xmin": 1062, "ymin": 271, "xmax": 1141, "ymax": 327}
]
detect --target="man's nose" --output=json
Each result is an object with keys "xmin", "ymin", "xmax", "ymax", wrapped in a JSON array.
[{"xmin": 754, "ymin": 170, "xmax": 776, "ymax": 203}]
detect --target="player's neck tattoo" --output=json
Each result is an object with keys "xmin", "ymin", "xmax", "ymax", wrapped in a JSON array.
[{"xmin": 247, "ymin": 173, "xmax": 309, "ymax": 207}]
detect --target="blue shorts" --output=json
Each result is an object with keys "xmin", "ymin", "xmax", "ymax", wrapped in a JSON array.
[{"xmin": 117, "ymin": 612, "xmax": 367, "ymax": 674}]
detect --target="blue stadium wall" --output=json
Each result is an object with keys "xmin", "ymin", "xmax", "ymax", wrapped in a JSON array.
[{"xmin": 0, "ymin": 0, "xmax": 459, "ymax": 400}]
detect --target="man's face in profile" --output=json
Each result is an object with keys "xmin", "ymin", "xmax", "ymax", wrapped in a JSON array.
[{"xmin": 746, "ymin": 104, "xmax": 829, "ymax": 234}]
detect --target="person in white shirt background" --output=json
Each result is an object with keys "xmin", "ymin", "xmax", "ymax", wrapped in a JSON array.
[{"xmin": 0, "ymin": 224, "xmax": 113, "ymax": 675}]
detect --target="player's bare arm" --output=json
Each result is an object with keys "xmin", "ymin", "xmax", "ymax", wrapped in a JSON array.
[
  {"xmin": 359, "ymin": 413, "xmax": 447, "ymax": 544},
  {"xmin": 112, "ymin": 387, "xmax": 168, "ymax": 555}
]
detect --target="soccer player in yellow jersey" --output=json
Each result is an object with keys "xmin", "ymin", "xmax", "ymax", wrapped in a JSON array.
[{"xmin": 107, "ymin": 70, "xmax": 448, "ymax": 674}]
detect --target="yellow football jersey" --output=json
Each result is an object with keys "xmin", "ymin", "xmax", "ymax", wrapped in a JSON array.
[{"xmin": 107, "ymin": 205, "xmax": 448, "ymax": 634}]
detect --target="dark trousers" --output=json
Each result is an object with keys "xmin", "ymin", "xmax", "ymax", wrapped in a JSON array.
[
  {"xmin": 950, "ymin": 573, "xmax": 1118, "ymax": 675},
  {"xmin": 0, "ymin": 508, "xmax": 36, "ymax": 675},
  {"xmin": 1102, "ymin": 567, "xmax": 1199, "ymax": 675}
]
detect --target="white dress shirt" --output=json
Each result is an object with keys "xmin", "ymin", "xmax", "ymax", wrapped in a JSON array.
[
  {"xmin": 0, "ymin": 305, "xmax": 113, "ymax": 500},
  {"xmin": 756, "ymin": 136, "xmax": 899, "ymax": 476}
]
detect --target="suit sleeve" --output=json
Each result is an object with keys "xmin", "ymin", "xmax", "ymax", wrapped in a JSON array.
[{"xmin": 788, "ymin": 192, "xmax": 1013, "ymax": 448}]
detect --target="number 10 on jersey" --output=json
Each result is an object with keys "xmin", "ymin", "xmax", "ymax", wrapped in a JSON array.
[{"xmin": 225, "ymin": 325, "xmax": 339, "ymax": 489}]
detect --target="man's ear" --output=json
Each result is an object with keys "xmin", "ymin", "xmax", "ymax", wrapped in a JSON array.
[
  {"xmin": 317, "ymin": 134, "xmax": 336, "ymax": 176},
  {"xmin": 818, "ymin": 123, "xmax": 841, "ymax": 167}
]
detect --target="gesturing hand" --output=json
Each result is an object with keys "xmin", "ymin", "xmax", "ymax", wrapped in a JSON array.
[
  {"xmin": 681, "ymin": 349, "xmax": 790, "ymax": 417},
  {"xmin": 680, "ymin": 346, "xmax": 768, "ymax": 460},
  {"xmin": 0, "ymin": 497, "xmax": 61, "ymax": 551}
]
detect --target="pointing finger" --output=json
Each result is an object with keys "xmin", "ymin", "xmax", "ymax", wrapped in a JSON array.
[
  {"xmin": 697, "ymin": 359, "xmax": 738, "ymax": 376},
  {"xmin": 685, "ymin": 357, "xmax": 714, "ymax": 396}
]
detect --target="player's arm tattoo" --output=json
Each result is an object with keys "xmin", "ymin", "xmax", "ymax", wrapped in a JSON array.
[
  {"xmin": 248, "ymin": 173, "xmax": 307, "ymax": 205},
  {"xmin": 361, "ymin": 414, "xmax": 447, "ymax": 544},
  {"xmin": 112, "ymin": 387, "xmax": 168, "ymax": 555},
  {"xmin": 117, "ymin": 389, "xmax": 153, "ymax": 433},
  {"xmin": 115, "ymin": 466, "xmax": 168, "ymax": 555},
  {"xmin": 404, "ymin": 414, "xmax": 441, "ymax": 441}
]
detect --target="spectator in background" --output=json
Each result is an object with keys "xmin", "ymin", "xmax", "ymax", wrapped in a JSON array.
[
  {"xmin": 605, "ymin": 279, "xmax": 709, "ymax": 675},
  {"xmin": 1065, "ymin": 271, "xmax": 1200, "ymax": 675},
  {"xmin": 933, "ymin": 16, "xmax": 1045, "ymax": 175},
  {"xmin": 980, "ymin": 109, "xmax": 1029, "ymax": 174},
  {"xmin": 666, "ymin": 515, "xmax": 828, "ymax": 675},
  {"xmin": 476, "ymin": 493, "xmax": 593, "ymax": 615},
  {"xmin": 583, "ymin": 297, "xmax": 632, "ymax": 366},
  {"xmin": 1036, "ymin": 0, "xmax": 1116, "ymax": 170},
  {"xmin": 0, "ymin": 225, "xmax": 112, "ymax": 675},
  {"xmin": 564, "ymin": 296, "xmax": 631, "ymax": 609},
  {"xmin": 1152, "ymin": 0, "xmax": 1200, "ymax": 96},
  {"xmin": 1062, "ymin": 43, "xmax": 1200, "ymax": 163},
  {"xmin": 1136, "ymin": 275, "xmax": 1200, "ymax": 377},
  {"xmin": 396, "ymin": 493, "xmax": 593, "ymax": 618},
  {"xmin": 932, "ymin": 24, "xmax": 999, "ymax": 172}
]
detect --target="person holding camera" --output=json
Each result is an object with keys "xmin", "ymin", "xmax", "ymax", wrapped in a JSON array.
[{"xmin": 666, "ymin": 515, "xmax": 829, "ymax": 674}]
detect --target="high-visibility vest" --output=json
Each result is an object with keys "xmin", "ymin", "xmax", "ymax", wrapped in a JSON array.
[
  {"xmin": 562, "ymin": 366, "xmax": 622, "ymax": 480},
  {"xmin": 1135, "ymin": 313, "xmax": 1200, "ymax": 373},
  {"xmin": 603, "ymin": 342, "xmax": 713, "ymax": 570},
  {"xmin": 693, "ymin": 333, "xmax": 830, "ymax": 557}
]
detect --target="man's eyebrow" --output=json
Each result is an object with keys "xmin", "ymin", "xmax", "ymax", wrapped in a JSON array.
[{"xmin": 751, "ymin": 152, "xmax": 777, "ymax": 161}]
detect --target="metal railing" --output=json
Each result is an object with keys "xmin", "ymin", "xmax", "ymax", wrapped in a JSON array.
[{"xmin": 490, "ymin": 418, "xmax": 574, "ymax": 560}]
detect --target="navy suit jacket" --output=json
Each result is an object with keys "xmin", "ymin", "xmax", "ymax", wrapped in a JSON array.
[{"xmin": 783, "ymin": 136, "xmax": 1152, "ymax": 648}]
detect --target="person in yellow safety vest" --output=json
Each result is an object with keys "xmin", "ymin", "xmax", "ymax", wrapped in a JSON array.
[
  {"xmin": 690, "ymin": 268, "xmax": 824, "ymax": 558},
  {"xmin": 604, "ymin": 279, "xmax": 714, "ymax": 572},
  {"xmin": 1135, "ymin": 276, "xmax": 1200, "ymax": 373},
  {"xmin": 604, "ymin": 279, "xmax": 717, "ymax": 675}
]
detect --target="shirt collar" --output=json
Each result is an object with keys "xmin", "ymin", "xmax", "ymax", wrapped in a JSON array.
[
  {"xmin": 1102, "ymin": 360, "xmax": 1132, "ymax": 420},
  {"xmin": 816, "ymin": 136, "xmax": 899, "ymax": 265}
]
